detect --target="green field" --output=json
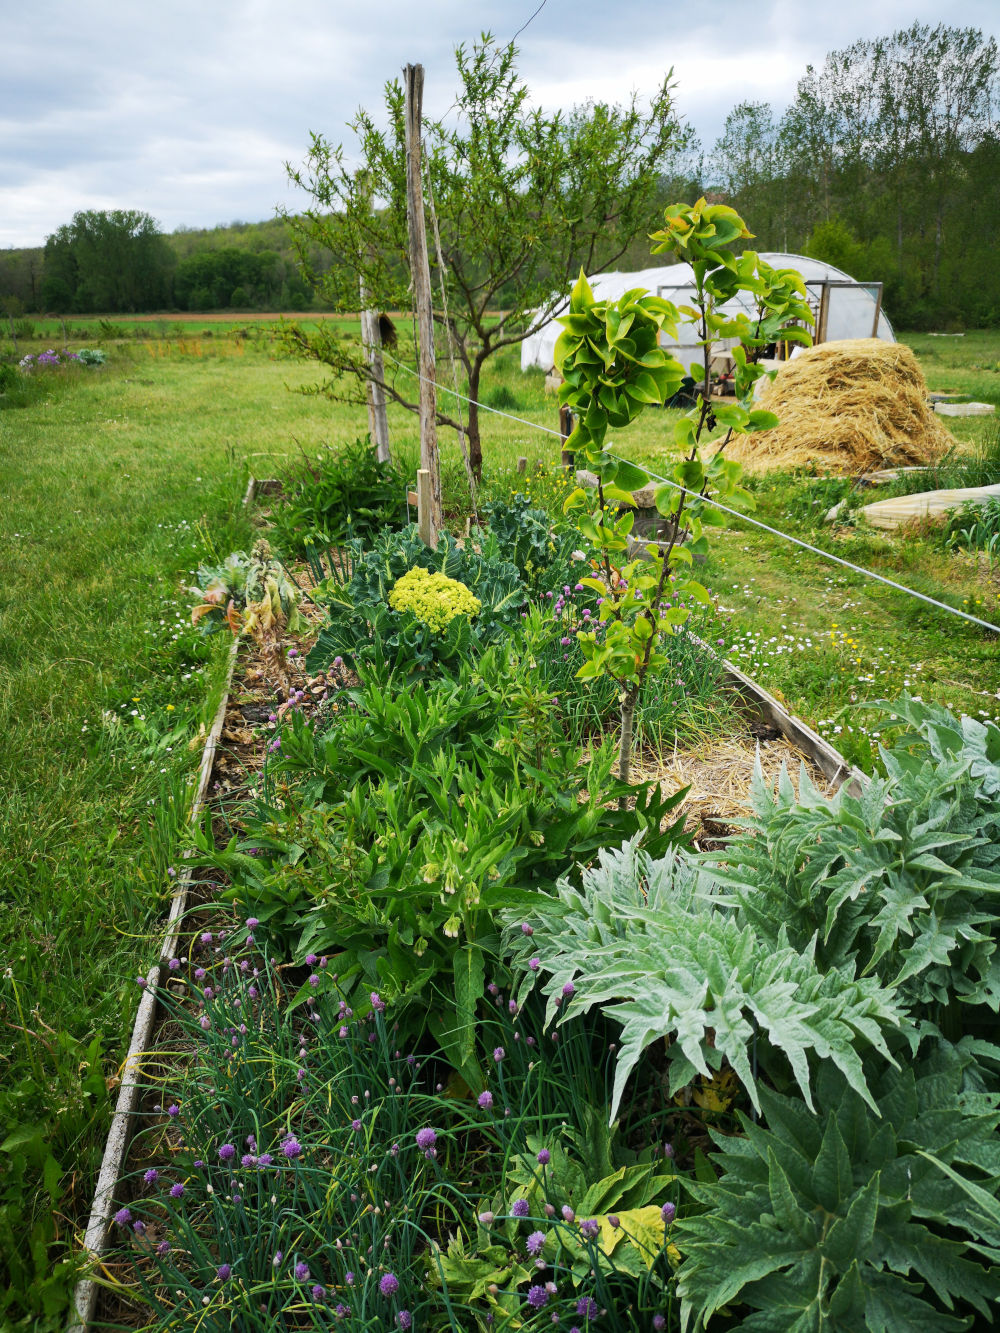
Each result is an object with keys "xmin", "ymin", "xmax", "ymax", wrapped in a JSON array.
[{"xmin": 0, "ymin": 319, "xmax": 998, "ymax": 1326}]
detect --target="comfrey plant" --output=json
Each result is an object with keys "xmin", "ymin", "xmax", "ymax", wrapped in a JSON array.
[{"xmin": 555, "ymin": 201, "xmax": 813, "ymax": 782}]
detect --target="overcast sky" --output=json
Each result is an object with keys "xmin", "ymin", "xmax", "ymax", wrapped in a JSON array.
[{"xmin": 2, "ymin": 0, "xmax": 997, "ymax": 248}]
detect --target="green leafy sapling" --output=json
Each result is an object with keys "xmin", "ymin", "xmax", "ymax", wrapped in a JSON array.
[{"xmin": 555, "ymin": 200, "xmax": 813, "ymax": 783}]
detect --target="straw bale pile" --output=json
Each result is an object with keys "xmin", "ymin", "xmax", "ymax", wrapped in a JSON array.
[{"xmin": 726, "ymin": 338, "xmax": 953, "ymax": 474}]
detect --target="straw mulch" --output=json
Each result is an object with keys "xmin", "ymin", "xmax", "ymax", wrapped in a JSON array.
[
  {"xmin": 727, "ymin": 338, "xmax": 954, "ymax": 475},
  {"xmin": 632, "ymin": 733, "xmax": 837, "ymax": 846}
]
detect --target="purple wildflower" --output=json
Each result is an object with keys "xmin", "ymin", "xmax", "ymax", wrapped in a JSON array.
[
  {"xmin": 113, "ymin": 1207, "xmax": 132, "ymax": 1226},
  {"xmin": 169, "ymin": 1183, "xmax": 184, "ymax": 1198},
  {"xmin": 521, "ymin": 923, "xmax": 533, "ymax": 936},
  {"xmin": 415, "ymin": 1128, "xmax": 437, "ymax": 1151},
  {"xmin": 217, "ymin": 1263, "xmax": 231, "ymax": 1281},
  {"xmin": 562, "ymin": 1205, "xmax": 575, "ymax": 1222},
  {"xmin": 562, "ymin": 981, "xmax": 575, "ymax": 997},
  {"xmin": 283, "ymin": 1139, "xmax": 303, "ymax": 1159},
  {"xmin": 529, "ymin": 957, "xmax": 540, "ymax": 971},
  {"xmin": 379, "ymin": 1273, "xmax": 399, "ymax": 1297},
  {"xmin": 661, "ymin": 1201, "xmax": 676, "ymax": 1224},
  {"xmin": 166, "ymin": 1103, "xmax": 180, "ymax": 1118},
  {"xmin": 526, "ymin": 1230, "xmax": 546, "ymax": 1256},
  {"xmin": 537, "ymin": 1149, "xmax": 551, "ymax": 1165},
  {"xmin": 527, "ymin": 1284, "xmax": 549, "ymax": 1308},
  {"xmin": 579, "ymin": 1218, "xmax": 599, "ymax": 1239},
  {"xmin": 143, "ymin": 1168, "xmax": 159, "ymax": 1185},
  {"xmin": 351, "ymin": 1119, "xmax": 362, "ymax": 1133},
  {"xmin": 493, "ymin": 1046, "xmax": 505, "ymax": 1063},
  {"xmin": 218, "ymin": 1143, "xmax": 236, "ymax": 1161},
  {"xmin": 246, "ymin": 917, "xmax": 259, "ymax": 928},
  {"xmin": 477, "ymin": 1090, "xmax": 494, "ymax": 1109},
  {"xmin": 511, "ymin": 1198, "xmax": 530, "ymax": 1217},
  {"xmin": 478, "ymin": 1211, "xmax": 494, "ymax": 1226},
  {"xmin": 133, "ymin": 1220, "xmax": 145, "ymax": 1235},
  {"xmin": 156, "ymin": 1241, "xmax": 170, "ymax": 1257},
  {"xmin": 577, "ymin": 1296, "xmax": 599, "ymax": 1319},
  {"xmin": 294, "ymin": 1261, "xmax": 310, "ymax": 1281},
  {"xmin": 312, "ymin": 1284, "xmax": 325, "ymax": 1300},
  {"xmin": 397, "ymin": 1314, "xmax": 412, "ymax": 1330},
  {"xmin": 370, "ymin": 991, "xmax": 386, "ymax": 1013}
]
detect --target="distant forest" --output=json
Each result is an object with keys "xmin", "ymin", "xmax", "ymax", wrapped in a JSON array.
[{"xmin": 1, "ymin": 23, "xmax": 997, "ymax": 330}]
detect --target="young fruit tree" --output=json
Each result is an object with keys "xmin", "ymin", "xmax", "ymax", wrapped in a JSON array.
[
  {"xmin": 556, "ymin": 200, "xmax": 814, "ymax": 786},
  {"xmin": 281, "ymin": 36, "xmax": 689, "ymax": 480}
]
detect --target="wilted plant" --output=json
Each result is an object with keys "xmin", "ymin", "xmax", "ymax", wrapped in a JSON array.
[{"xmin": 190, "ymin": 539, "xmax": 306, "ymax": 685}]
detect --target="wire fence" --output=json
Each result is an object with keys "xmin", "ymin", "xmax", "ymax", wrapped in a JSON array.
[{"xmin": 383, "ymin": 353, "xmax": 1000, "ymax": 637}]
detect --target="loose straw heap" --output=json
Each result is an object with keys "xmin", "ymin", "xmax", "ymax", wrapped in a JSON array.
[{"xmin": 727, "ymin": 338, "xmax": 953, "ymax": 475}]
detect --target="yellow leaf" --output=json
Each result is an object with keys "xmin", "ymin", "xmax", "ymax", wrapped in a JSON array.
[{"xmin": 595, "ymin": 1204, "xmax": 675, "ymax": 1270}]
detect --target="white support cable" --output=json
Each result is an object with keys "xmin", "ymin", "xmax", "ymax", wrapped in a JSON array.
[{"xmin": 383, "ymin": 354, "xmax": 1000, "ymax": 637}]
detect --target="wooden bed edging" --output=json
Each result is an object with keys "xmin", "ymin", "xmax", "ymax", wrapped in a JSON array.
[{"xmin": 67, "ymin": 582, "xmax": 249, "ymax": 1328}]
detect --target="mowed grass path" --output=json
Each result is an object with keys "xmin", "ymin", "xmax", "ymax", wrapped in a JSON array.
[{"xmin": 0, "ymin": 341, "xmax": 326, "ymax": 1323}]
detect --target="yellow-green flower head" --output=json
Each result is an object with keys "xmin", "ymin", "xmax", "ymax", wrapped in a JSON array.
[{"xmin": 389, "ymin": 566, "xmax": 481, "ymax": 633}]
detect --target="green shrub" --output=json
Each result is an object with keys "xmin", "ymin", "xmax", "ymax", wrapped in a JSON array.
[{"xmin": 270, "ymin": 436, "xmax": 405, "ymax": 552}]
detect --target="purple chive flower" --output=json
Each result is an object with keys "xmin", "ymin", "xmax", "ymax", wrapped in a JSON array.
[
  {"xmin": 607, "ymin": 1214, "xmax": 620, "ymax": 1229},
  {"xmin": 511, "ymin": 1198, "xmax": 530, "ymax": 1217},
  {"xmin": 305, "ymin": 953, "xmax": 318, "ymax": 966},
  {"xmin": 560, "ymin": 636, "xmax": 571, "ymax": 646},
  {"xmin": 199, "ymin": 1016, "xmax": 210, "ymax": 1030},
  {"xmin": 562, "ymin": 981, "xmax": 575, "ymax": 997},
  {"xmin": 273, "ymin": 1251, "xmax": 283, "ymax": 1268},
  {"xmin": 194, "ymin": 967, "xmax": 206, "ymax": 981},
  {"xmin": 663, "ymin": 1142, "xmax": 675, "ymax": 1160},
  {"xmin": 156, "ymin": 1240, "xmax": 171, "ymax": 1257},
  {"xmin": 477, "ymin": 1090, "xmax": 494, "ymax": 1110},
  {"xmin": 294, "ymin": 1261, "xmax": 310, "ymax": 1281},
  {"xmin": 351, "ymin": 1119, "xmax": 362, "ymax": 1133},
  {"xmin": 241, "ymin": 1153, "xmax": 257, "ymax": 1168},
  {"xmin": 529, "ymin": 957, "xmax": 540, "ymax": 971},
  {"xmin": 308, "ymin": 974, "xmax": 319, "ymax": 988},
  {"xmin": 478, "ymin": 1211, "xmax": 495, "ymax": 1226},
  {"xmin": 379, "ymin": 1273, "xmax": 399, "ymax": 1297},
  {"xmin": 166, "ymin": 1104, "xmax": 180, "ymax": 1118},
  {"xmin": 521, "ymin": 923, "xmax": 533, "ymax": 936},
  {"xmin": 283, "ymin": 1139, "xmax": 303, "ymax": 1159},
  {"xmin": 218, "ymin": 1144, "xmax": 236, "ymax": 1161},
  {"xmin": 169, "ymin": 1183, "xmax": 184, "ymax": 1198},
  {"xmin": 217, "ymin": 1263, "xmax": 231, "ymax": 1281},
  {"xmin": 579, "ymin": 1219, "xmax": 599, "ymax": 1240},
  {"xmin": 526, "ymin": 1230, "xmax": 546, "ymax": 1256},
  {"xmin": 114, "ymin": 1207, "xmax": 132, "ymax": 1226},
  {"xmin": 133, "ymin": 1219, "xmax": 145, "ymax": 1235},
  {"xmin": 653, "ymin": 1318, "xmax": 667, "ymax": 1332},
  {"xmin": 370, "ymin": 991, "xmax": 386, "ymax": 1013},
  {"xmin": 168, "ymin": 958, "xmax": 180, "ymax": 971},
  {"xmin": 527, "ymin": 1284, "xmax": 549, "ymax": 1308},
  {"xmin": 312, "ymin": 1284, "xmax": 325, "ymax": 1300},
  {"xmin": 136, "ymin": 976, "xmax": 147, "ymax": 989},
  {"xmin": 143, "ymin": 1168, "xmax": 159, "ymax": 1185},
  {"xmin": 415, "ymin": 1128, "xmax": 437, "ymax": 1151},
  {"xmin": 661, "ymin": 1201, "xmax": 676, "ymax": 1224},
  {"xmin": 193, "ymin": 1159, "xmax": 204, "ymax": 1168},
  {"xmin": 201, "ymin": 932, "xmax": 213, "ymax": 945},
  {"xmin": 397, "ymin": 1314, "xmax": 412, "ymax": 1330},
  {"xmin": 246, "ymin": 917, "xmax": 259, "ymax": 928},
  {"xmin": 536, "ymin": 1149, "xmax": 551, "ymax": 1165},
  {"xmin": 257, "ymin": 1153, "xmax": 273, "ymax": 1168},
  {"xmin": 345, "ymin": 1271, "xmax": 355, "ymax": 1285},
  {"xmin": 577, "ymin": 1296, "xmax": 599, "ymax": 1319},
  {"xmin": 562, "ymin": 1205, "xmax": 575, "ymax": 1222},
  {"xmin": 493, "ymin": 1047, "xmax": 505, "ymax": 1063}
]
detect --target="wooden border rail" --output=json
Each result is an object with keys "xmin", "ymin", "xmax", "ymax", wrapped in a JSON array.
[{"xmin": 67, "ymin": 478, "xmax": 264, "ymax": 1330}]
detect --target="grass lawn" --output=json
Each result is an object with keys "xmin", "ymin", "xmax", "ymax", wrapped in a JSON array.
[{"xmin": 0, "ymin": 318, "xmax": 998, "ymax": 1326}]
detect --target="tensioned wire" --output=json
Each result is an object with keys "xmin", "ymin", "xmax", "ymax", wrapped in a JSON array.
[{"xmin": 381, "ymin": 351, "xmax": 1000, "ymax": 637}]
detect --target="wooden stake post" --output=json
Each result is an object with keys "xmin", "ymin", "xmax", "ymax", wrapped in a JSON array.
[
  {"xmin": 404, "ymin": 62, "xmax": 441, "ymax": 547},
  {"xmin": 359, "ymin": 278, "xmax": 391, "ymax": 463}
]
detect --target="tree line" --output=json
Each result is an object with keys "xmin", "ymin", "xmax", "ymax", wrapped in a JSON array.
[
  {"xmin": 0, "ymin": 22, "xmax": 996, "ymax": 329},
  {"xmin": 0, "ymin": 213, "xmax": 320, "ymax": 316},
  {"xmin": 706, "ymin": 22, "xmax": 1000, "ymax": 328}
]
